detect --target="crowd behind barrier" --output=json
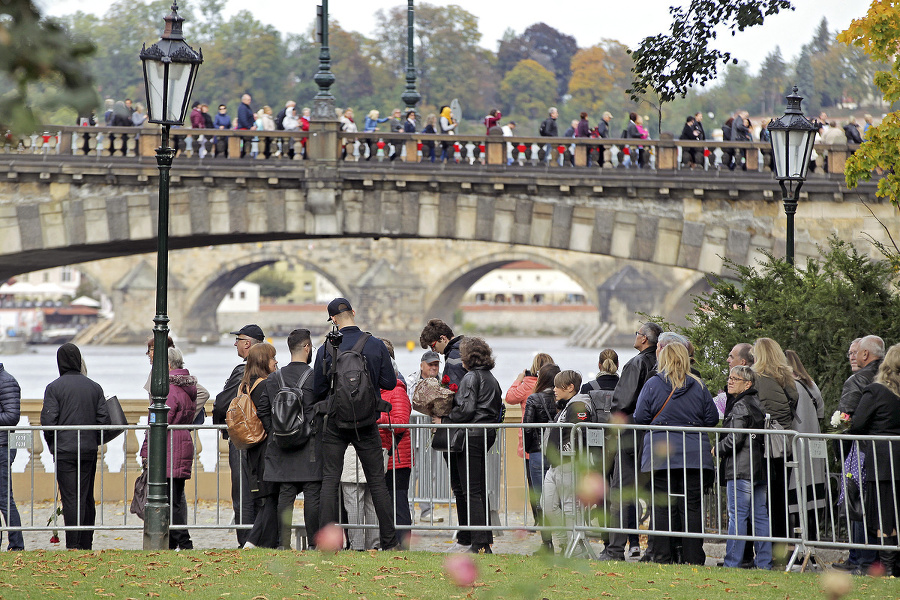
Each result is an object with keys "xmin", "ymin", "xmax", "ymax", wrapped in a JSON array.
[
  {"xmin": 0, "ymin": 126, "xmax": 860, "ymax": 176},
  {"xmin": 1, "ymin": 420, "xmax": 897, "ymax": 567}
]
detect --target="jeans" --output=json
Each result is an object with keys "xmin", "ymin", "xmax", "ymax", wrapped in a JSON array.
[
  {"xmin": 55, "ymin": 452, "xmax": 98, "ymax": 550},
  {"xmin": 725, "ymin": 479, "xmax": 772, "ymax": 569},
  {"xmin": 320, "ymin": 422, "xmax": 398, "ymax": 550},
  {"xmin": 528, "ymin": 453, "xmax": 551, "ymax": 543},
  {"xmin": 0, "ymin": 447, "xmax": 23, "ymax": 550}
]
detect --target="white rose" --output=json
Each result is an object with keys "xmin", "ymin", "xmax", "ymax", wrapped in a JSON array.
[{"xmin": 831, "ymin": 411, "xmax": 843, "ymax": 428}]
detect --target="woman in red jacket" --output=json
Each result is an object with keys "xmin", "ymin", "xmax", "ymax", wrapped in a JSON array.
[{"xmin": 379, "ymin": 339, "xmax": 413, "ymax": 545}]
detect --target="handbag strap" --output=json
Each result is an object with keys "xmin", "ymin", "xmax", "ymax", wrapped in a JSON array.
[{"xmin": 651, "ymin": 387, "xmax": 676, "ymax": 424}]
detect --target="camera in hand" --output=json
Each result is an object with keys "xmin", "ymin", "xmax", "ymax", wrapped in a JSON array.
[{"xmin": 326, "ymin": 324, "xmax": 343, "ymax": 349}]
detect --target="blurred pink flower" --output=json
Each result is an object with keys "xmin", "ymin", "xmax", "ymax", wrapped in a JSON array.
[
  {"xmin": 444, "ymin": 553, "xmax": 478, "ymax": 587},
  {"xmin": 314, "ymin": 523, "xmax": 344, "ymax": 552}
]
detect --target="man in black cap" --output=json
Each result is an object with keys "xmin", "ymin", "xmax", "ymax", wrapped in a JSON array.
[
  {"xmin": 407, "ymin": 350, "xmax": 443, "ymax": 523},
  {"xmin": 313, "ymin": 298, "xmax": 401, "ymax": 550},
  {"xmin": 213, "ymin": 323, "xmax": 265, "ymax": 547}
]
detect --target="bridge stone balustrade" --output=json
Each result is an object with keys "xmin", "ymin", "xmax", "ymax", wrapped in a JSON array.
[{"xmin": 0, "ymin": 127, "xmax": 891, "ymax": 342}]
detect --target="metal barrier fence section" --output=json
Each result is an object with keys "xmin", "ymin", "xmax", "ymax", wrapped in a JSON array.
[{"xmin": 2, "ymin": 422, "xmax": 898, "ymax": 566}]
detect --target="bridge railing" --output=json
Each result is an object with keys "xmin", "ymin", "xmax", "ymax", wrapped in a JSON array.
[{"xmin": 1, "ymin": 125, "xmax": 859, "ymax": 175}]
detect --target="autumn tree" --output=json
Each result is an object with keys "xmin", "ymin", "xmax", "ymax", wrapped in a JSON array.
[
  {"xmin": 499, "ymin": 59, "xmax": 556, "ymax": 119},
  {"xmin": 496, "ymin": 23, "xmax": 577, "ymax": 99},
  {"xmin": 840, "ymin": 0, "xmax": 900, "ymax": 204}
]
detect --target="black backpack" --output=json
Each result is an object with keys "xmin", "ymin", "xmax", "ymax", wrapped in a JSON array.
[
  {"xmin": 583, "ymin": 380, "xmax": 613, "ymax": 424},
  {"xmin": 328, "ymin": 333, "xmax": 380, "ymax": 429},
  {"xmin": 271, "ymin": 367, "xmax": 314, "ymax": 449}
]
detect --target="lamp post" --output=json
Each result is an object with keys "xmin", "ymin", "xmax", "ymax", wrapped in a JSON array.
[
  {"xmin": 312, "ymin": 0, "xmax": 336, "ymax": 120},
  {"xmin": 138, "ymin": 1, "xmax": 202, "ymax": 550},
  {"xmin": 400, "ymin": 0, "xmax": 420, "ymax": 112},
  {"xmin": 767, "ymin": 86, "xmax": 817, "ymax": 266}
]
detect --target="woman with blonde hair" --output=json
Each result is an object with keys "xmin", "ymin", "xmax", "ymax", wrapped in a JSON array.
[
  {"xmin": 848, "ymin": 343, "xmax": 900, "ymax": 576},
  {"xmin": 751, "ymin": 337, "xmax": 798, "ymax": 547},
  {"xmin": 633, "ymin": 342, "xmax": 718, "ymax": 564}
]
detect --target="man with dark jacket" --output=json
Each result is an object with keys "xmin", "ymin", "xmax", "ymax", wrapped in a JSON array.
[
  {"xmin": 419, "ymin": 319, "xmax": 465, "ymax": 387},
  {"xmin": 313, "ymin": 298, "xmax": 400, "ymax": 550},
  {"xmin": 213, "ymin": 323, "xmax": 265, "ymax": 547},
  {"xmin": 0, "ymin": 364, "xmax": 23, "ymax": 550},
  {"xmin": 833, "ymin": 334, "xmax": 884, "ymax": 572},
  {"xmin": 255, "ymin": 328, "xmax": 322, "ymax": 549},
  {"xmin": 237, "ymin": 93, "xmax": 256, "ymax": 157},
  {"xmin": 539, "ymin": 107, "xmax": 559, "ymax": 165},
  {"xmin": 599, "ymin": 321, "xmax": 663, "ymax": 561},
  {"xmin": 40, "ymin": 343, "xmax": 110, "ymax": 550}
]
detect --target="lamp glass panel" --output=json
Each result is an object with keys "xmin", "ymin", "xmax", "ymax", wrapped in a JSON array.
[
  {"xmin": 787, "ymin": 129, "xmax": 812, "ymax": 179},
  {"xmin": 798, "ymin": 129, "xmax": 816, "ymax": 180},
  {"xmin": 771, "ymin": 129, "xmax": 787, "ymax": 178},
  {"xmin": 144, "ymin": 60, "xmax": 168, "ymax": 123},
  {"xmin": 165, "ymin": 62, "xmax": 193, "ymax": 123}
]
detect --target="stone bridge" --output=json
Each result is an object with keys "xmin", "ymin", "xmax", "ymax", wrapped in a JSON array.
[{"xmin": 0, "ymin": 127, "xmax": 892, "ymax": 342}]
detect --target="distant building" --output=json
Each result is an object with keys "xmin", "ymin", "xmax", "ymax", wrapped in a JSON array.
[
  {"xmin": 463, "ymin": 261, "xmax": 587, "ymax": 305},
  {"xmin": 217, "ymin": 281, "xmax": 260, "ymax": 313}
]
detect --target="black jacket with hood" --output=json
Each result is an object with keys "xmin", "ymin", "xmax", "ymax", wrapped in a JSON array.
[{"xmin": 41, "ymin": 343, "xmax": 110, "ymax": 455}]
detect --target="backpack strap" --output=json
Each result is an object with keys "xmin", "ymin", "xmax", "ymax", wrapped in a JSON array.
[
  {"xmin": 349, "ymin": 332, "xmax": 371, "ymax": 354},
  {"xmin": 276, "ymin": 368, "xmax": 286, "ymax": 389},
  {"xmin": 296, "ymin": 366, "xmax": 313, "ymax": 390},
  {"xmin": 587, "ymin": 379, "xmax": 601, "ymax": 392}
]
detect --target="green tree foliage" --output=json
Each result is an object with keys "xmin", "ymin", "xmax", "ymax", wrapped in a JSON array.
[
  {"xmin": 247, "ymin": 267, "xmax": 294, "ymax": 300},
  {"xmin": 629, "ymin": 0, "xmax": 793, "ymax": 103},
  {"xmin": 499, "ymin": 60, "xmax": 556, "ymax": 119},
  {"xmin": 757, "ymin": 47, "xmax": 788, "ymax": 115},
  {"xmin": 496, "ymin": 23, "xmax": 577, "ymax": 99},
  {"xmin": 840, "ymin": 0, "xmax": 900, "ymax": 204},
  {"xmin": 674, "ymin": 238, "xmax": 900, "ymax": 419},
  {"xmin": 0, "ymin": 0, "xmax": 99, "ymax": 133}
]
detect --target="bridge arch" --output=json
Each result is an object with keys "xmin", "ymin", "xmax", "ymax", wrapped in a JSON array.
[
  {"xmin": 424, "ymin": 250, "xmax": 601, "ymax": 327},
  {"xmin": 182, "ymin": 249, "xmax": 348, "ymax": 342}
]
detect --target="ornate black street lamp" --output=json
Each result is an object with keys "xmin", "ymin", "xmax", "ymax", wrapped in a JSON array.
[
  {"xmin": 138, "ymin": 1, "xmax": 202, "ymax": 550},
  {"xmin": 312, "ymin": 0, "xmax": 336, "ymax": 120},
  {"xmin": 768, "ymin": 86, "xmax": 817, "ymax": 266},
  {"xmin": 400, "ymin": 0, "xmax": 420, "ymax": 111}
]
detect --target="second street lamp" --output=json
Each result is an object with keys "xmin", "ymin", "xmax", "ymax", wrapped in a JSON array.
[
  {"xmin": 139, "ymin": 1, "xmax": 202, "ymax": 550},
  {"xmin": 768, "ymin": 86, "xmax": 817, "ymax": 266}
]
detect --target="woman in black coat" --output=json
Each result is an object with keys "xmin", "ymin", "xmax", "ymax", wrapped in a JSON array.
[
  {"xmin": 848, "ymin": 343, "xmax": 900, "ymax": 576},
  {"xmin": 522, "ymin": 363, "xmax": 561, "ymax": 553},
  {"xmin": 446, "ymin": 337, "xmax": 502, "ymax": 553}
]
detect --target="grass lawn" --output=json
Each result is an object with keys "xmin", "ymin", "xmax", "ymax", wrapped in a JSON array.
[{"xmin": 0, "ymin": 549, "xmax": 897, "ymax": 599}]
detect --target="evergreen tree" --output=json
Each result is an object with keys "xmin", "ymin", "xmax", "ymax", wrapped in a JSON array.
[
  {"xmin": 794, "ymin": 45, "xmax": 819, "ymax": 115},
  {"xmin": 757, "ymin": 47, "xmax": 788, "ymax": 115}
]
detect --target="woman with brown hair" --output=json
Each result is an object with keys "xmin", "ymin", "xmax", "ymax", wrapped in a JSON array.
[
  {"xmin": 446, "ymin": 337, "xmax": 503, "ymax": 553},
  {"xmin": 751, "ymin": 338, "xmax": 799, "ymax": 550},
  {"xmin": 240, "ymin": 342, "xmax": 278, "ymax": 548}
]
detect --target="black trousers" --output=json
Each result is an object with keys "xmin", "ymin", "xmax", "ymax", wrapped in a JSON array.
[
  {"xmin": 229, "ymin": 441, "xmax": 256, "ymax": 546},
  {"xmin": 277, "ymin": 481, "xmax": 322, "ymax": 549},
  {"xmin": 320, "ymin": 422, "xmax": 398, "ymax": 550},
  {"xmin": 384, "ymin": 467, "xmax": 412, "ymax": 535},
  {"xmin": 168, "ymin": 477, "xmax": 192, "ymax": 550},
  {"xmin": 246, "ymin": 492, "xmax": 280, "ymax": 548},
  {"xmin": 55, "ymin": 452, "xmax": 97, "ymax": 550},
  {"xmin": 649, "ymin": 468, "xmax": 707, "ymax": 564},
  {"xmin": 449, "ymin": 434, "xmax": 494, "ymax": 547}
]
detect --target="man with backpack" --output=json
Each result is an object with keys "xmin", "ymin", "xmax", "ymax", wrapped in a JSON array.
[
  {"xmin": 312, "ymin": 298, "xmax": 401, "ymax": 551},
  {"xmin": 539, "ymin": 107, "xmax": 559, "ymax": 165},
  {"xmin": 213, "ymin": 323, "xmax": 265, "ymax": 547},
  {"xmin": 254, "ymin": 328, "xmax": 322, "ymax": 549}
]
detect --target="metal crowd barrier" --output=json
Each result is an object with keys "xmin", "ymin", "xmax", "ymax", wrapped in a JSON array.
[{"xmin": 2, "ymin": 421, "xmax": 899, "ymax": 566}]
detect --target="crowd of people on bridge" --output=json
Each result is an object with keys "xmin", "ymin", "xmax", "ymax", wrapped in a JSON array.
[
  {"xmin": 0, "ymin": 298, "xmax": 894, "ymax": 576},
  {"xmin": 83, "ymin": 94, "xmax": 871, "ymax": 170}
]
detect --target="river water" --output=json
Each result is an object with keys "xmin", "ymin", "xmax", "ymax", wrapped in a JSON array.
[{"xmin": 2, "ymin": 336, "xmax": 636, "ymax": 473}]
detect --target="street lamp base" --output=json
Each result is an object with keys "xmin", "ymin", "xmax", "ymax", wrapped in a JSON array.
[{"xmin": 143, "ymin": 504, "xmax": 170, "ymax": 550}]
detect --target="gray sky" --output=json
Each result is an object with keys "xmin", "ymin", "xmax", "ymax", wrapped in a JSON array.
[{"xmin": 39, "ymin": 0, "xmax": 871, "ymax": 75}]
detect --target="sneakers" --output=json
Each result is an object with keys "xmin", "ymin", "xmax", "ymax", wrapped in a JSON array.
[
  {"xmin": 596, "ymin": 550, "xmax": 625, "ymax": 561},
  {"xmin": 242, "ymin": 541, "xmax": 256, "ymax": 550},
  {"xmin": 628, "ymin": 546, "xmax": 642, "ymax": 559}
]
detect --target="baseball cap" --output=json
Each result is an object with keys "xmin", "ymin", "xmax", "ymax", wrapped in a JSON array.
[
  {"xmin": 326, "ymin": 297, "xmax": 353, "ymax": 321},
  {"xmin": 230, "ymin": 324, "xmax": 265, "ymax": 341},
  {"xmin": 421, "ymin": 351, "xmax": 441, "ymax": 363}
]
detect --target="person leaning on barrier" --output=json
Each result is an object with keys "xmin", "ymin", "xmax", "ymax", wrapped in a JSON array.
[
  {"xmin": 522, "ymin": 363, "xmax": 562, "ymax": 554},
  {"xmin": 255, "ymin": 329, "xmax": 322, "ymax": 550},
  {"xmin": 847, "ymin": 342, "xmax": 900, "ymax": 577},
  {"xmin": 213, "ymin": 323, "xmax": 266, "ymax": 548},
  {"xmin": 833, "ymin": 335, "xmax": 883, "ymax": 572},
  {"xmin": 633, "ymin": 342, "xmax": 718, "ymax": 565},
  {"xmin": 715, "ymin": 365, "xmax": 772, "ymax": 570},
  {"xmin": 406, "ymin": 350, "xmax": 442, "ymax": 523},
  {"xmin": 444, "ymin": 337, "xmax": 503, "ymax": 554},
  {"xmin": 139, "ymin": 346, "xmax": 196, "ymax": 551},
  {"xmin": 40, "ymin": 343, "xmax": 110, "ymax": 550},
  {"xmin": 0, "ymin": 362, "xmax": 24, "ymax": 551},
  {"xmin": 599, "ymin": 321, "xmax": 663, "ymax": 562}
]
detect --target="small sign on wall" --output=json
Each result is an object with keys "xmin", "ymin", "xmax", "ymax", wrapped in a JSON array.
[{"xmin": 9, "ymin": 431, "xmax": 32, "ymax": 449}]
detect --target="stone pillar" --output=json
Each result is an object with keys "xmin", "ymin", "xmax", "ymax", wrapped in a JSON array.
[
  {"xmin": 307, "ymin": 120, "xmax": 342, "ymax": 162},
  {"xmin": 656, "ymin": 135, "xmax": 676, "ymax": 170},
  {"xmin": 227, "ymin": 135, "xmax": 241, "ymax": 159},
  {"xmin": 486, "ymin": 140, "xmax": 505, "ymax": 165},
  {"xmin": 140, "ymin": 130, "xmax": 161, "ymax": 157},
  {"xmin": 574, "ymin": 143, "xmax": 588, "ymax": 167},
  {"xmin": 404, "ymin": 139, "xmax": 418, "ymax": 162},
  {"xmin": 827, "ymin": 148, "xmax": 848, "ymax": 174},
  {"xmin": 745, "ymin": 145, "xmax": 759, "ymax": 171}
]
